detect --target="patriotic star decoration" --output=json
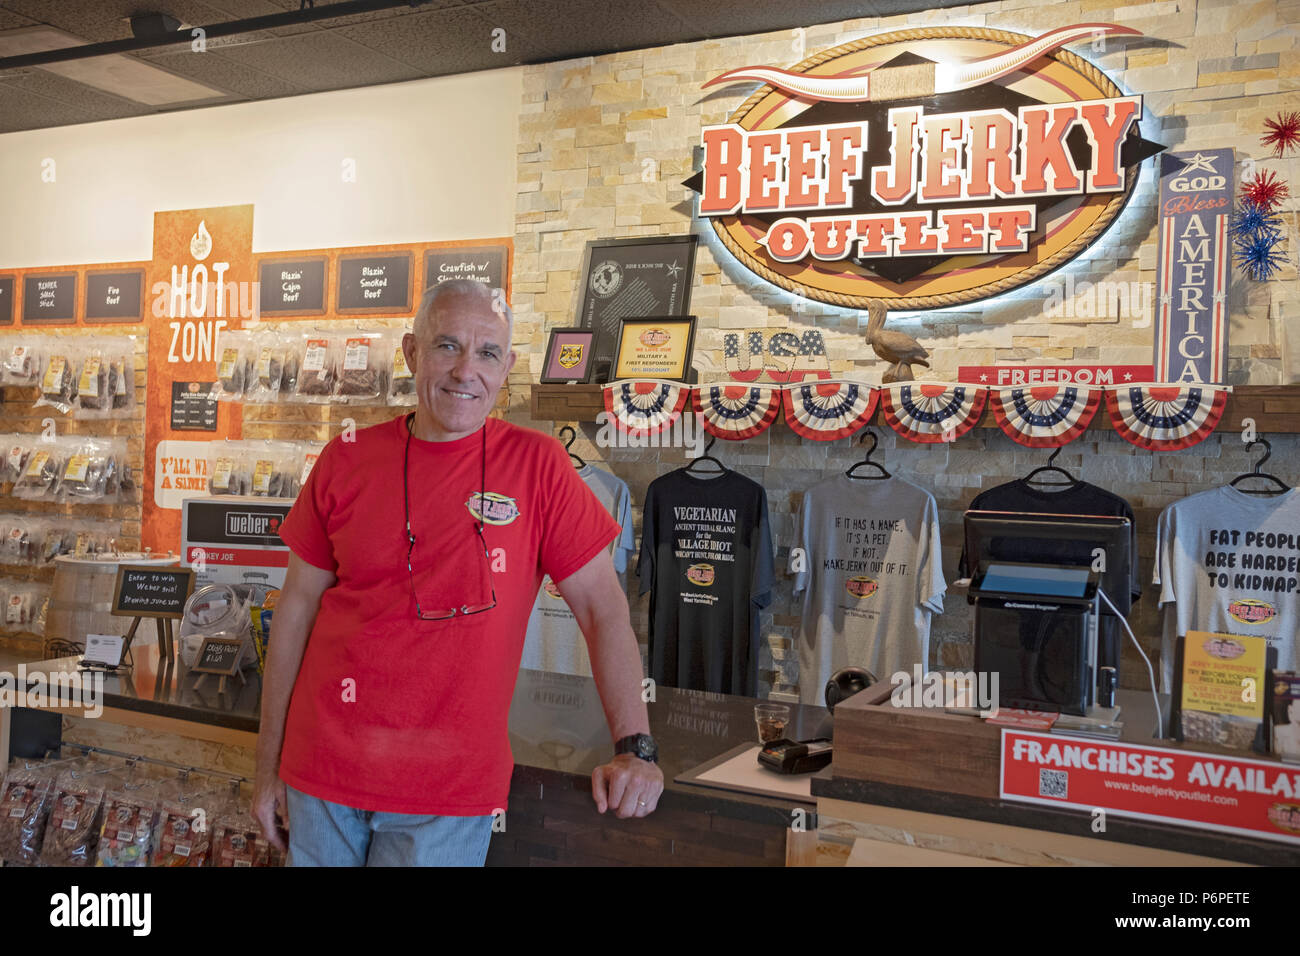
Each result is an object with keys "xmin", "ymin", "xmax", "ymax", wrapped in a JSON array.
[
  {"xmin": 725, "ymin": 339, "xmax": 738, "ymax": 357},
  {"xmin": 1234, "ymin": 230, "xmax": 1289, "ymax": 281},
  {"xmin": 1229, "ymin": 201, "xmax": 1283, "ymax": 242},
  {"xmin": 666, "ymin": 261, "xmax": 683, "ymax": 279},
  {"xmin": 979, "ymin": 373, "xmax": 989, "ymax": 383},
  {"xmin": 1178, "ymin": 152, "xmax": 1219, "ymax": 174},
  {"xmin": 1241, "ymin": 168, "xmax": 1290, "ymax": 211},
  {"xmin": 1261, "ymin": 111, "xmax": 1300, "ymax": 158},
  {"xmin": 1123, "ymin": 372, "xmax": 1133, "ymax": 381}
]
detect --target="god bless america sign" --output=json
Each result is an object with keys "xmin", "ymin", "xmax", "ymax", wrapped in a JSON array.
[{"xmin": 686, "ymin": 25, "xmax": 1164, "ymax": 310}]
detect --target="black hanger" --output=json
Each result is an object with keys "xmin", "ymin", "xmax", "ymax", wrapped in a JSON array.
[
  {"xmin": 557, "ymin": 425, "xmax": 586, "ymax": 470},
  {"xmin": 685, "ymin": 435, "xmax": 727, "ymax": 475},
  {"xmin": 845, "ymin": 429, "xmax": 890, "ymax": 480},
  {"xmin": 1023, "ymin": 446, "xmax": 1078, "ymax": 488},
  {"xmin": 1230, "ymin": 439, "xmax": 1290, "ymax": 495}
]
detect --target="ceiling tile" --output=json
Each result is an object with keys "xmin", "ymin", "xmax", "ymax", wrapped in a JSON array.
[
  {"xmin": 0, "ymin": 83, "xmax": 112, "ymax": 131},
  {"xmin": 137, "ymin": 47, "xmax": 302, "ymax": 99},
  {"xmin": 334, "ymin": 5, "xmax": 526, "ymax": 75},
  {"xmin": 209, "ymin": 28, "xmax": 423, "ymax": 89},
  {"xmin": 465, "ymin": 0, "xmax": 688, "ymax": 60}
]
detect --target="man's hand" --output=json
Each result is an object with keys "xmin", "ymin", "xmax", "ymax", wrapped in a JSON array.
[
  {"xmin": 592, "ymin": 754, "xmax": 664, "ymax": 818},
  {"xmin": 252, "ymin": 772, "xmax": 290, "ymax": 852}
]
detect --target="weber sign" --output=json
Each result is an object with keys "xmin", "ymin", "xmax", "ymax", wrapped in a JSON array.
[
  {"xmin": 687, "ymin": 24, "xmax": 1164, "ymax": 310},
  {"xmin": 181, "ymin": 496, "xmax": 293, "ymax": 590}
]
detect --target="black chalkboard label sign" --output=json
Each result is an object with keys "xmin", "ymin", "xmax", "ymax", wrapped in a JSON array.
[
  {"xmin": 171, "ymin": 381, "xmax": 218, "ymax": 432},
  {"xmin": 337, "ymin": 252, "xmax": 412, "ymax": 313},
  {"xmin": 22, "ymin": 272, "xmax": 77, "ymax": 324},
  {"xmin": 192, "ymin": 637, "xmax": 244, "ymax": 676},
  {"xmin": 111, "ymin": 565, "xmax": 194, "ymax": 619},
  {"xmin": 424, "ymin": 246, "xmax": 507, "ymax": 294},
  {"xmin": 0, "ymin": 276, "xmax": 14, "ymax": 326},
  {"xmin": 259, "ymin": 256, "xmax": 327, "ymax": 315},
  {"xmin": 84, "ymin": 269, "xmax": 144, "ymax": 322}
]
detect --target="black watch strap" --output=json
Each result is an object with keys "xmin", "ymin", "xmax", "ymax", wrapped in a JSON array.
[{"xmin": 614, "ymin": 733, "xmax": 658, "ymax": 763}]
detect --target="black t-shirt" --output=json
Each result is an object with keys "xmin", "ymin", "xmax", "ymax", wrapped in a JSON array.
[{"xmin": 637, "ymin": 468, "xmax": 774, "ymax": 696}]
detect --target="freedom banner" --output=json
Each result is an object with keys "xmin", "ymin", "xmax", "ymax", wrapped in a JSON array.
[
  {"xmin": 1153, "ymin": 149, "xmax": 1233, "ymax": 384},
  {"xmin": 1000, "ymin": 728, "xmax": 1300, "ymax": 845}
]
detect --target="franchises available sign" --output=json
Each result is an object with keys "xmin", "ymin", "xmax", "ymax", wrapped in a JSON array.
[
  {"xmin": 1001, "ymin": 728, "xmax": 1300, "ymax": 845},
  {"xmin": 686, "ymin": 24, "xmax": 1164, "ymax": 310}
]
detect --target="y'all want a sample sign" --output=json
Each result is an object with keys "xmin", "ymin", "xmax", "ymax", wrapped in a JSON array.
[
  {"xmin": 1153, "ymin": 149, "xmax": 1232, "ymax": 384},
  {"xmin": 687, "ymin": 24, "xmax": 1164, "ymax": 310},
  {"xmin": 1000, "ymin": 728, "xmax": 1300, "ymax": 845}
]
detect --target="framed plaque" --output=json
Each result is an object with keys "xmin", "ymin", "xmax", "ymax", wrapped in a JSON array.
[
  {"xmin": 84, "ymin": 268, "xmax": 144, "ymax": 323},
  {"xmin": 337, "ymin": 251, "xmax": 413, "ymax": 314},
  {"xmin": 541, "ymin": 328, "xmax": 596, "ymax": 384},
  {"xmin": 259, "ymin": 256, "xmax": 327, "ymax": 315},
  {"xmin": 22, "ymin": 272, "xmax": 77, "ymax": 325},
  {"xmin": 0, "ymin": 276, "xmax": 13, "ymax": 326},
  {"xmin": 612, "ymin": 317, "xmax": 696, "ymax": 381},
  {"xmin": 575, "ymin": 235, "xmax": 697, "ymax": 378}
]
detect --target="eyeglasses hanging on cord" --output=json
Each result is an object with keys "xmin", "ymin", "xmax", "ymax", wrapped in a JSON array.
[
  {"xmin": 1229, "ymin": 438, "xmax": 1291, "ymax": 496},
  {"xmin": 557, "ymin": 425, "xmax": 586, "ymax": 470},
  {"xmin": 684, "ymin": 434, "xmax": 727, "ymax": 476},
  {"xmin": 845, "ymin": 428, "xmax": 890, "ymax": 480},
  {"xmin": 1022, "ymin": 446, "xmax": 1078, "ymax": 488}
]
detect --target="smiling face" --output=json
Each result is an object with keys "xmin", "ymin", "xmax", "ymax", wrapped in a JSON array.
[{"xmin": 403, "ymin": 282, "xmax": 516, "ymax": 441}]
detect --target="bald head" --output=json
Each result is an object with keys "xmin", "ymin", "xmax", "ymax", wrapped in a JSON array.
[{"xmin": 414, "ymin": 279, "xmax": 513, "ymax": 344}]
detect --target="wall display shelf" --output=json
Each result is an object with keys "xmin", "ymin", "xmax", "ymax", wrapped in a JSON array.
[{"xmin": 531, "ymin": 384, "xmax": 1300, "ymax": 435}]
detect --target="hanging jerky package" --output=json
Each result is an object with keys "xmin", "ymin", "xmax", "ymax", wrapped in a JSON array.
[
  {"xmin": 0, "ymin": 434, "xmax": 30, "ymax": 484},
  {"xmin": 0, "ymin": 760, "xmax": 70, "ymax": 865},
  {"xmin": 211, "ymin": 329, "xmax": 256, "ymax": 402},
  {"xmin": 95, "ymin": 780, "xmax": 158, "ymax": 868},
  {"xmin": 56, "ymin": 436, "xmax": 117, "ymax": 501},
  {"xmin": 72, "ymin": 345, "xmax": 109, "ymax": 413},
  {"xmin": 245, "ymin": 329, "xmax": 288, "ymax": 403},
  {"xmin": 40, "ymin": 767, "xmax": 108, "ymax": 867},
  {"xmin": 13, "ymin": 438, "xmax": 67, "ymax": 500},
  {"xmin": 1, "ymin": 518, "xmax": 38, "ymax": 564},
  {"xmin": 249, "ymin": 440, "xmax": 299, "ymax": 498},
  {"xmin": 387, "ymin": 329, "xmax": 417, "ymax": 406},
  {"xmin": 35, "ymin": 346, "xmax": 80, "ymax": 415},
  {"xmin": 148, "ymin": 780, "xmax": 227, "ymax": 867},
  {"xmin": 1, "ymin": 337, "xmax": 41, "ymax": 385},
  {"xmin": 335, "ymin": 331, "xmax": 387, "ymax": 403},
  {"xmin": 78, "ymin": 337, "xmax": 137, "ymax": 416},
  {"xmin": 208, "ymin": 440, "xmax": 252, "ymax": 496},
  {"xmin": 298, "ymin": 440, "xmax": 325, "ymax": 489},
  {"xmin": 211, "ymin": 805, "xmax": 276, "ymax": 867},
  {"xmin": 292, "ymin": 333, "xmax": 337, "ymax": 402}
]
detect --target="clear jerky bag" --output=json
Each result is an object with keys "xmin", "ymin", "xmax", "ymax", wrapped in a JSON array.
[
  {"xmin": 56, "ymin": 436, "xmax": 121, "ymax": 502},
  {"xmin": 211, "ymin": 804, "xmax": 276, "ymax": 867},
  {"xmin": 297, "ymin": 440, "xmax": 325, "ymax": 489},
  {"xmin": 0, "ymin": 517, "xmax": 39, "ymax": 564},
  {"xmin": 248, "ymin": 440, "xmax": 300, "ymax": 498},
  {"xmin": 0, "ymin": 434, "xmax": 30, "ymax": 484},
  {"xmin": 245, "ymin": 329, "xmax": 289, "ymax": 404},
  {"xmin": 35, "ymin": 348, "xmax": 80, "ymax": 415},
  {"xmin": 387, "ymin": 329, "xmax": 416, "ymax": 406},
  {"xmin": 77, "ymin": 337, "xmax": 137, "ymax": 416},
  {"xmin": 211, "ymin": 329, "xmax": 256, "ymax": 402},
  {"xmin": 148, "ymin": 778, "xmax": 228, "ymax": 867},
  {"xmin": 334, "ymin": 331, "xmax": 388, "ymax": 404},
  {"xmin": 1, "ymin": 337, "xmax": 41, "ymax": 385},
  {"xmin": 12, "ymin": 438, "xmax": 68, "ymax": 500},
  {"xmin": 0, "ymin": 758, "xmax": 78, "ymax": 865},
  {"xmin": 95, "ymin": 778, "xmax": 158, "ymax": 868},
  {"xmin": 40, "ymin": 765, "xmax": 109, "ymax": 866},
  {"xmin": 292, "ymin": 333, "xmax": 338, "ymax": 402},
  {"xmin": 208, "ymin": 440, "xmax": 252, "ymax": 496}
]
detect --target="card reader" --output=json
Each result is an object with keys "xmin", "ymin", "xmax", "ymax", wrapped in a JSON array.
[{"xmin": 757, "ymin": 738, "xmax": 833, "ymax": 774}]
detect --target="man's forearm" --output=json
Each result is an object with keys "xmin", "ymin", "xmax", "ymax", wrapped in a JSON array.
[
  {"xmin": 580, "ymin": 606, "xmax": 650, "ymax": 742},
  {"xmin": 255, "ymin": 592, "xmax": 319, "ymax": 774}
]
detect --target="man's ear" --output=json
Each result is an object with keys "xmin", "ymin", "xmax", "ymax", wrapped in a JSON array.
[
  {"xmin": 402, "ymin": 332, "xmax": 418, "ymax": 373},
  {"xmin": 505, "ymin": 349, "xmax": 518, "ymax": 375}
]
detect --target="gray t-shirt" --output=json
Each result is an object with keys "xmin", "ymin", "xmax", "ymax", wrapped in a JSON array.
[
  {"xmin": 520, "ymin": 464, "xmax": 635, "ymax": 676},
  {"xmin": 1154, "ymin": 486, "xmax": 1300, "ymax": 693},
  {"xmin": 793, "ymin": 474, "xmax": 946, "ymax": 705}
]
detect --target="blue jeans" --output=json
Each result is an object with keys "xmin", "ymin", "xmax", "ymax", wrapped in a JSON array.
[{"xmin": 285, "ymin": 785, "xmax": 495, "ymax": 867}]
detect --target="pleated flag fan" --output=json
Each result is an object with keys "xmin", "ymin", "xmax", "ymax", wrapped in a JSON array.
[
  {"xmin": 879, "ymin": 383, "xmax": 987, "ymax": 444},
  {"xmin": 1104, "ymin": 383, "xmax": 1230, "ymax": 451},
  {"xmin": 692, "ymin": 384, "xmax": 782, "ymax": 440},
  {"xmin": 989, "ymin": 385, "xmax": 1101, "ymax": 448},
  {"xmin": 781, "ymin": 380, "xmax": 879, "ymax": 441},
  {"xmin": 601, "ymin": 380, "xmax": 692, "ymax": 436}
]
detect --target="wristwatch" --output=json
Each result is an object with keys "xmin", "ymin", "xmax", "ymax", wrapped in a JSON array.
[{"xmin": 614, "ymin": 733, "xmax": 659, "ymax": 764}]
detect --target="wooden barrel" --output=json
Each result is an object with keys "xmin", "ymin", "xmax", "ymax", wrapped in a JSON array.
[{"xmin": 46, "ymin": 553, "xmax": 179, "ymax": 646}]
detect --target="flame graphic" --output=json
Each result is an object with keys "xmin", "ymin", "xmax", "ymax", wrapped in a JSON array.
[
  {"xmin": 703, "ymin": 23, "xmax": 1142, "ymax": 103},
  {"xmin": 190, "ymin": 220, "xmax": 212, "ymax": 261}
]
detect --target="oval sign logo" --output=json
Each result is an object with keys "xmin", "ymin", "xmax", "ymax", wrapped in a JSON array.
[
  {"xmin": 845, "ymin": 576, "xmax": 879, "ymax": 598},
  {"xmin": 691, "ymin": 24, "xmax": 1161, "ymax": 310},
  {"xmin": 465, "ymin": 491, "xmax": 520, "ymax": 526},
  {"xmin": 1202, "ymin": 635, "xmax": 1247, "ymax": 659},
  {"xmin": 639, "ymin": 328, "xmax": 671, "ymax": 348},
  {"xmin": 686, "ymin": 563, "xmax": 715, "ymax": 586},
  {"xmin": 1227, "ymin": 599, "xmax": 1277, "ymax": 625}
]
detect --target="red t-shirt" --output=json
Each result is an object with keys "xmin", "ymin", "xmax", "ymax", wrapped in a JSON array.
[{"xmin": 276, "ymin": 415, "xmax": 619, "ymax": 815}]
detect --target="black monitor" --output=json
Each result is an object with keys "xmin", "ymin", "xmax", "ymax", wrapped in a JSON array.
[{"xmin": 963, "ymin": 511, "xmax": 1134, "ymax": 675}]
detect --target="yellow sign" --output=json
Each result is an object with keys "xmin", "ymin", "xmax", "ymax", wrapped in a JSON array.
[{"xmin": 1181, "ymin": 630, "xmax": 1267, "ymax": 719}]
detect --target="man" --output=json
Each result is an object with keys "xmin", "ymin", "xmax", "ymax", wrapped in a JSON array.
[{"xmin": 253, "ymin": 279, "xmax": 662, "ymax": 866}]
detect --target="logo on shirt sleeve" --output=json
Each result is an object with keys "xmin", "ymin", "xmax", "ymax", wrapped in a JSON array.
[
  {"xmin": 542, "ymin": 577, "xmax": 563, "ymax": 599},
  {"xmin": 465, "ymin": 492, "xmax": 520, "ymax": 526},
  {"xmin": 685, "ymin": 563, "xmax": 715, "ymax": 586},
  {"xmin": 845, "ymin": 576, "xmax": 879, "ymax": 599},
  {"xmin": 1226, "ymin": 599, "xmax": 1277, "ymax": 626}
]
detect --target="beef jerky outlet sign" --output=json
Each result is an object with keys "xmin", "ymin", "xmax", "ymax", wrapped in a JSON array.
[{"xmin": 687, "ymin": 25, "xmax": 1164, "ymax": 310}]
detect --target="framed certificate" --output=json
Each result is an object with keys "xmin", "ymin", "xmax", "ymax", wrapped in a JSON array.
[
  {"xmin": 612, "ymin": 317, "xmax": 696, "ymax": 381},
  {"xmin": 541, "ymin": 328, "xmax": 596, "ymax": 384},
  {"xmin": 575, "ymin": 235, "xmax": 697, "ymax": 376}
]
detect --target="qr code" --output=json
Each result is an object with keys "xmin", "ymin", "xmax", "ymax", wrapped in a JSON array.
[{"xmin": 1039, "ymin": 768, "xmax": 1068, "ymax": 799}]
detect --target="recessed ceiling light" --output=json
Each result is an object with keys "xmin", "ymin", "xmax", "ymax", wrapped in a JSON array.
[{"xmin": 0, "ymin": 25, "xmax": 224, "ymax": 105}]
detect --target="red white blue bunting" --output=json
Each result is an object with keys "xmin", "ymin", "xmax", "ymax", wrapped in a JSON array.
[
  {"xmin": 602, "ymin": 380, "xmax": 691, "ymax": 436},
  {"xmin": 880, "ymin": 383, "xmax": 987, "ymax": 444},
  {"xmin": 1104, "ymin": 383, "xmax": 1230, "ymax": 451},
  {"xmin": 781, "ymin": 380, "xmax": 879, "ymax": 441},
  {"xmin": 692, "ymin": 384, "xmax": 782, "ymax": 440},
  {"xmin": 990, "ymin": 385, "xmax": 1101, "ymax": 448}
]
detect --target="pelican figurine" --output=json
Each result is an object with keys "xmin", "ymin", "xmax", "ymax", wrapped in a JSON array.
[{"xmin": 866, "ymin": 299, "xmax": 929, "ymax": 383}]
